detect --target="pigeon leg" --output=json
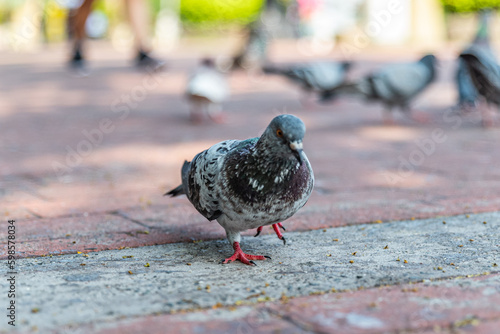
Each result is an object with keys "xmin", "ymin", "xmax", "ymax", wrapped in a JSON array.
[
  {"xmin": 408, "ymin": 111, "xmax": 431, "ymax": 124},
  {"xmin": 255, "ymin": 223, "xmax": 285, "ymax": 238},
  {"xmin": 208, "ymin": 103, "xmax": 227, "ymax": 124},
  {"xmin": 222, "ymin": 242, "xmax": 269, "ymax": 265},
  {"xmin": 382, "ymin": 108, "xmax": 395, "ymax": 125},
  {"xmin": 272, "ymin": 223, "xmax": 286, "ymax": 245},
  {"xmin": 189, "ymin": 100, "xmax": 205, "ymax": 124},
  {"xmin": 401, "ymin": 105, "xmax": 430, "ymax": 124},
  {"xmin": 481, "ymin": 103, "xmax": 495, "ymax": 128}
]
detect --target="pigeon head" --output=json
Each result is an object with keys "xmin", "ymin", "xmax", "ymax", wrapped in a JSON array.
[
  {"xmin": 419, "ymin": 54, "xmax": 437, "ymax": 69},
  {"xmin": 419, "ymin": 54, "xmax": 437, "ymax": 80},
  {"xmin": 201, "ymin": 58, "xmax": 215, "ymax": 67},
  {"xmin": 259, "ymin": 114, "xmax": 306, "ymax": 165}
]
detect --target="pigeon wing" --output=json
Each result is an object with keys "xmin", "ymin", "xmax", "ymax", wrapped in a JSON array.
[
  {"xmin": 461, "ymin": 46, "xmax": 500, "ymax": 105},
  {"xmin": 372, "ymin": 62, "xmax": 433, "ymax": 104},
  {"xmin": 285, "ymin": 62, "xmax": 348, "ymax": 91},
  {"xmin": 185, "ymin": 138, "xmax": 256, "ymax": 221}
]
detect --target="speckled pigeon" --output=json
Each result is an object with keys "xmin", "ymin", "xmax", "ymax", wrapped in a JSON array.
[
  {"xmin": 186, "ymin": 58, "xmax": 229, "ymax": 123},
  {"xmin": 263, "ymin": 61, "xmax": 352, "ymax": 97},
  {"xmin": 456, "ymin": 10, "xmax": 494, "ymax": 110},
  {"xmin": 321, "ymin": 55, "xmax": 436, "ymax": 124},
  {"xmin": 166, "ymin": 114, "xmax": 314, "ymax": 265}
]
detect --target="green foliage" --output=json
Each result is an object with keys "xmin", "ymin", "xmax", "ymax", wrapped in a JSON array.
[
  {"xmin": 180, "ymin": 0, "xmax": 264, "ymax": 25},
  {"xmin": 441, "ymin": 0, "xmax": 500, "ymax": 12}
]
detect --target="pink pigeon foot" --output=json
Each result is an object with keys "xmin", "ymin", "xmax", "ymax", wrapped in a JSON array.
[{"xmin": 222, "ymin": 242, "xmax": 270, "ymax": 265}]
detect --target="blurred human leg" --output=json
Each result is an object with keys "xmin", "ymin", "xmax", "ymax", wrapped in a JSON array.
[
  {"xmin": 125, "ymin": 0, "xmax": 165, "ymax": 69},
  {"xmin": 68, "ymin": 0, "xmax": 95, "ymax": 69}
]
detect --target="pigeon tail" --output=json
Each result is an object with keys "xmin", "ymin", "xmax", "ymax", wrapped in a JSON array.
[
  {"xmin": 165, "ymin": 185, "xmax": 184, "ymax": 197},
  {"xmin": 262, "ymin": 65, "xmax": 286, "ymax": 75},
  {"xmin": 319, "ymin": 82, "xmax": 360, "ymax": 102}
]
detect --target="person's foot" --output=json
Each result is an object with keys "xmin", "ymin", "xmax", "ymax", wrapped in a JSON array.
[
  {"xmin": 69, "ymin": 49, "xmax": 89, "ymax": 77},
  {"xmin": 136, "ymin": 50, "xmax": 166, "ymax": 71}
]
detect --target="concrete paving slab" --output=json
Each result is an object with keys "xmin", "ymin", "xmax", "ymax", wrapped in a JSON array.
[
  {"xmin": 268, "ymin": 273, "xmax": 500, "ymax": 334},
  {"xmin": 1, "ymin": 212, "xmax": 498, "ymax": 332},
  {"xmin": 54, "ymin": 274, "xmax": 500, "ymax": 334}
]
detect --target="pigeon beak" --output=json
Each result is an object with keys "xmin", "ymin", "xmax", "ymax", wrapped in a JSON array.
[{"xmin": 290, "ymin": 140, "xmax": 303, "ymax": 165}]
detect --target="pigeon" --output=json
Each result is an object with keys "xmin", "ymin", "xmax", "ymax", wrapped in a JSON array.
[
  {"xmin": 321, "ymin": 55, "xmax": 437, "ymax": 124},
  {"xmin": 166, "ymin": 114, "xmax": 314, "ymax": 265},
  {"xmin": 186, "ymin": 58, "xmax": 229, "ymax": 123},
  {"xmin": 263, "ymin": 61, "xmax": 352, "ymax": 97},
  {"xmin": 460, "ymin": 47, "xmax": 500, "ymax": 126},
  {"xmin": 456, "ymin": 10, "xmax": 494, "ymax": 110}
]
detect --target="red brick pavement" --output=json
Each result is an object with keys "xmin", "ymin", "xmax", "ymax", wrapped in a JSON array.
[{"xmin": 2, "ymin": 45, "xmax": 500, "ymax": 258}]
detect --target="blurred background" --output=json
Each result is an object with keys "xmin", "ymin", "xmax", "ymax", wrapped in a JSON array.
[{"xmin": 0, "ymin": 0, "xmax": 499, "ymax": 55}]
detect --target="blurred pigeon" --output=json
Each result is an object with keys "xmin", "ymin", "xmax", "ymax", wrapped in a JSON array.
[
  {"xmin": 321, "ymin": 55, "xmax": 437, "ymax": 124},
  {"xmin": 460, "ymin": 47, "xmax": 500, "ymax": 126},
  {"xmin": 263, "ymin": 61, "xmax": 352, "ymax": 97},
  {"xmin": 166, "ymin": 114, "xmax": 314, "ymax": 265},
  {"xmin": 456, "ymin": 10, "xmax": 494, "ymax": 110},
  {"xmin": 186, "ymin": 59, "xmax": 229, "ymax": 123}
]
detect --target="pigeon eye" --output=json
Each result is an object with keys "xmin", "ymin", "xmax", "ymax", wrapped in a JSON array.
[{"xmin": 276, "ymin": 129, "xmax": 284, "ymax": 137}]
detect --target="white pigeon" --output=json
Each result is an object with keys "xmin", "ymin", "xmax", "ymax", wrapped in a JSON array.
[{"xmin": 186, "ymin": 59, "xmax": 229, "ymax": 123}]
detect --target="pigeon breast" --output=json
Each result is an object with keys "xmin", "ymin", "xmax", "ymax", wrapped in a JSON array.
[{"xmin": 183, "ymin": 136, "xmax": 314, "ymax": 230}]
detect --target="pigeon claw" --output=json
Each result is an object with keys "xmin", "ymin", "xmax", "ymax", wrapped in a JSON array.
[
  {"xmin": 277, "ymin": 222, "xmax": 286, "ymax": 231},
  {"xmin": 222, "ymin": 242, "xmax": 268, "ymax": 266},
  {"xmin": 254, "ymin": 226, "xmax": 264, "ymax": 237},
  {"xmin": 272, "ymin": 223, "xmax": 286, "ymax": 245}
]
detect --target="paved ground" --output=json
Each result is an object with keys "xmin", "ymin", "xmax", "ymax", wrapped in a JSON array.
[{"xmin": 1, "ymin": 40, "xmax": 500, "ymax": 333}]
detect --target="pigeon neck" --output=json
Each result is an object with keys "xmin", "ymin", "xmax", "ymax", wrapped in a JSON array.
[{"xmin": 254, "ymin": 135, "xmax": 299, "ymax": 169}]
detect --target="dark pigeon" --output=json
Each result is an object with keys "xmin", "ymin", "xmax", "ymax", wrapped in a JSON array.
[
  {"xmin": 460, "ymin": 47, "xmax": 500, "ymax": 106},
  {"xmin": 456, "ymin": 10, "xmax": 494, "ymax": 110},
  {"xmin": 166, "ymin": 114, "xmax": 314, "ymax": 265},
  {"xmin": 321, "ymin": 54, "xmax": 437, "ymax": 123}
]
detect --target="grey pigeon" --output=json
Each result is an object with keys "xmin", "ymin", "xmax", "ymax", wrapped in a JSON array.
[
  {"xmin": 263, "ymin": 61, "xmax": 352, "ymax": 95},
  {"xmin": 166, "ymin": 114, "xmax": 314, "ymax": 265},
  {"xmin": 456, "ymin": 10, "xmax": 494, "ymax": 110},
  {"xmin": 186, "ymin": 58, "xmax": 229, "ymax": 123},
  {"xmin": 321, "ymin": 55, "xmax": 437, "ymax": 123}
]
